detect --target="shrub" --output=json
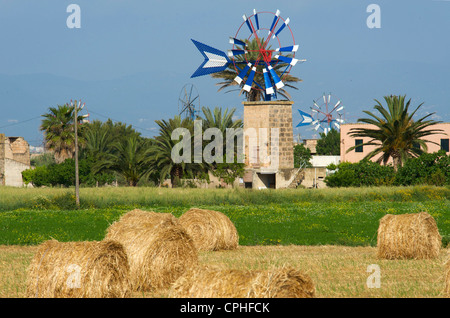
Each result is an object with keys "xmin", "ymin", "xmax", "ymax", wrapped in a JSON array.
[
  {"xmin": 22, "ymin": 158, "xmax": 115, "ymax": 188},
  {"xmin": 294, "ymin": 144, "xmax": 312, "ymax": 168},
  {"xmin": 396, "ymin": 151, "xmax": 450, "ymax": 186},
  {"xmin": 325, "ymin": 160, "xmax": 396, "ymax": 187}
]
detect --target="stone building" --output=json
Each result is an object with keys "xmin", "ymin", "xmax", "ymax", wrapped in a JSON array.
[
  {"xmin": 0, "ymin": 134, "xmax": 31, "ymax": 187},
  {"xmin": 241, "ymin": 100, "xmax": 303, "ymax": 189}
]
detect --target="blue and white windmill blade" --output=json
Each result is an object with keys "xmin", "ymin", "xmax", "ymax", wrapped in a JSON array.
[
  {"xmin": 296, "ymin": 110, "xmax": 314, "ymax": 127},
  {"xmin": 243, "ymin": 66, "xmax": 257, "ymax": 92},
  {"xmin": 243, "ymin": 14, "xmax": 254, "ymax": 35},
  {"xmin": 228, "ymin": 49, "xmax": 247, "ymax": 57},
  {"xmin": 267, "ymin": 65, "xmax": 284, "ymax": 89},
  {"xmin": 229, "ymin": 37, "xmax": 247, "ymax": 47},
  {"xmin": 268, "ymin": 9, "xmax": 281, "ymax": 36},
  {"xmin": 263, "ymin": 68, "xmax": 274, "ymax": 96},
  {"xmin": 253, "ymin": 9, "xmax": 260, "ymax": 30},
  {"xmin": 273, "ymin": 17, "xmax": 290, "ymax": 39},
  {"xmin": 274, "ymin": 55, "xmax": 299, "ymax": 66},
  {"xmin": 276, "ymin": 45, "xmax": 299, "ymax": 53},
  {"xmin": 190, "ymin": 39, "xmax": 231, "ymax": 78},
  {"xmin": 234, "ymin": 62, "xmax": 252, "ymax": 85}
]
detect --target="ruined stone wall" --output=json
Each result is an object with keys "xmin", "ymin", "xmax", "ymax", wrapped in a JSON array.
[
  {"xmin": 0, "ymin": 134, "xmax": 31, "ymax": 187},
  {"xmin": 4, "ymin": 158, "xmax": 29, "ymax": 187}
]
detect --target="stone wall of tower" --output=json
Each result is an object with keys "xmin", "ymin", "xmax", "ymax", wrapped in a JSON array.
[{"xmin": 243, "ymin": 101, "xmax": 294, "ymax": 170}]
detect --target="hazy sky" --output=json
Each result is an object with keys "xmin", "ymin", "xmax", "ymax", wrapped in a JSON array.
[{"xmin": 0, "ymin": 0, "xmax": 449, "ymax": 146}]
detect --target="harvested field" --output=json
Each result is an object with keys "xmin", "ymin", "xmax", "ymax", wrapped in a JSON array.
[{"xmin": 2, "ymin": 245, "xmax": 448, "ymax": 298}]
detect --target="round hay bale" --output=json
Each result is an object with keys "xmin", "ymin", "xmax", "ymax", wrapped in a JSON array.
[
  {"xmin": 26, "ymin": 240, "xmax": 131, "ymax": 298},
  {"xmin": 169, "ymin": 265, "xmax": 315, "ymax": 298},
  {"xmin": 377, "ymin": 212, "xmax": 441, "ymax": 260},
  {"xmin": 178, "ymin": 208, "xmax": 239, "ymax": 251},
  {"xmin": 104, "ymin": 209, "xmax": 198, "ymax": 291}
]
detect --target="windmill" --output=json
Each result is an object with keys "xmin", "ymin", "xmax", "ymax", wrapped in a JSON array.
[
  {"xmin": 310, "ymin": 93, "xmax": 345, "ymax": 134},
  {"xmin": 190, "ymin": 9, "xmax": 305, "ymax": 101},
  {"xmin": 178, "ymin": 83, "xmax": 200, "ymax": 120},
  {"xmin": 296, "ymin": 93, "xmax": 345, "ymax": 135}
]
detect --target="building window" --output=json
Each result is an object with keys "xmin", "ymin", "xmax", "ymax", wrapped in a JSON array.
[
  {"xmin": 355, "ymin": 139, "xmax": 363, "ymax": 153},
  {"xmin": 441, "ymin": 139, "xmax": 449, "ymax": 152}
]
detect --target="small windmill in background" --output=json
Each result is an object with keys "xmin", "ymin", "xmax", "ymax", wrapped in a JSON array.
[
  {"xmin": 296, "ymin": 93, "xmax": 345, "ymax": 135},
  {"xmin": 178, "ymin": 83, "xmax": 200, "ymax": 120}
]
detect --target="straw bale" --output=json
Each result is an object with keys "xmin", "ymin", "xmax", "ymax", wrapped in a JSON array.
[
  {"xmin": 377, "ymin": 212, "xmax": 441, "ymax": 259},
  {"xmin": 169, "ymin": 265, "xmax": 315, "ymax": 298},
  {"xmin": 445, "ymin": 253, "xmax": 450, "ymax": 297},
  {"xmin": 26, "ymin": 240, "xmax": 131, "ymax": 298},
  {"xmin": 178, "ymin": 208, "xmax": 238, "ymax": 251},
  {"xmin": 104, "ymin": 209, "xmax": 198, "ymax": 291}
]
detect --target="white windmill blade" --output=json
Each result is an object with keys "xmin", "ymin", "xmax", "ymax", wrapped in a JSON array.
[
  {"xmin": 334, "ymin": 122, "xmax": 340, "ymax": 129},
  {"xmin": 336, "ymin": 118, "xmax": 344, "ymax": 124},
  {"xmin": 336, "ymin": 105, "xmax": 344, "ymax": 112}
]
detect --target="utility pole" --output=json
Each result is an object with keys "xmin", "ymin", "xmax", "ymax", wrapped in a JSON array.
[{"xmin": 74, "ymin": 100, "xmax": 80, "ymax": 208}]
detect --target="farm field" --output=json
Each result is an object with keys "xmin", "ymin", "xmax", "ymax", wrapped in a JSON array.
[
  {"xmin": 0, "ymin": 245, "xmax": 448, "ymax": 298},
  {"xmin": 0, "ymin": 186, "xmax": 449, "ymax": 298}
]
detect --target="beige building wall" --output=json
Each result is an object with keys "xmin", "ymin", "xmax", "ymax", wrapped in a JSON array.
[{"xmin": 341, "ymin": 123, "xmax": 450, "ymax": 163}]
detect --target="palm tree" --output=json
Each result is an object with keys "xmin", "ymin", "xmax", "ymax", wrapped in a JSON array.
[
  {"xmin": 81, "ymin": 120, "xmax": 114, "ymax": 163},
  {"xmin": 148, "ymin": 116, "xmax": 207, "ymax": 187},
  {"xmin": 201, "ymin": 106, "xmax": 244, "ymax": 165},
  {"xmin": 347, "ymin": 95, "xmax": 444, "ymax": 171},
  {"xmin": 40, "ymin": 103, "xmax": 86, "ymax": 163},
  {"xmin": 94, "ymin": 135, "xmax": 152, "ymax": 186},
  {"xmin": 210, "ymin": 37, "xmax": 302, "ymax": 101},
  {"xmin": 201, "ymin": 106, "xmax": 243, "ymax": 132}
]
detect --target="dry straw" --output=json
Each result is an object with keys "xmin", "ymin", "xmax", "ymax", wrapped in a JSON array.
[
  {"xmin": 169, "ymin": 265, "xmax": 315, "ymax": 298},
  {"xmin": 377, "ymin": 212, "xmax": 441, "ymax": 260},
  {"xmin": 26, "ymin": 240, "xmax": 131, "ymax": 298},
  {"xmin": 178, "ymin": 208, "xmax": 239, "ymax": 251},
  {"xmin": 445, "ymin": 253, "xmax": 450, "ymax": 297},
  {"xmin": 104, "ymin": 209, "xmax": 198, "ymax": 291}
]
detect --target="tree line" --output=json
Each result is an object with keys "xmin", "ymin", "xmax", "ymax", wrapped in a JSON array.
[{"xmin": 23, "ymin": 105, "xmax": 245, "ymax": 188}]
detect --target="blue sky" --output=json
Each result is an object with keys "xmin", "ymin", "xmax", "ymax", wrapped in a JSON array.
[{"xmin": 0, "ymin": 0, "xmax": 449, "ymax": 147}]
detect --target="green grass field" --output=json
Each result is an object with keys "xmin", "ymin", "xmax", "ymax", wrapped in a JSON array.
[{"xmin": 1, "ymin": 186, "xmax": 449, "ymax": 247}]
